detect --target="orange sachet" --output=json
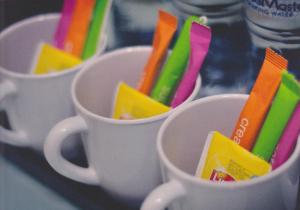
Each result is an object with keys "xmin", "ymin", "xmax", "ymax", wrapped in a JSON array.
[
  {"xmin": 231, "ymin": 48, "xmax": 287, "ymax": 150},
  {"xmin": 64, "ymin": 0, "xmax": 96, "ymax": 57},
  {"xmin": 137, "ymin": 10, "xmax": 178, "ymax": 95}
]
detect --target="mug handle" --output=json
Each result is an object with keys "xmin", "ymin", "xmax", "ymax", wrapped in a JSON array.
[
  {"xmin": 0, "ymin": 80, "xmax": 29, "ymax": 146},
  {"xmin": 141, "ymin": 180, "xmax": 187, "ymax": 210},
  {"xmin": 44, "ymin": 115, "xmax": 99, "ymax": 185}
]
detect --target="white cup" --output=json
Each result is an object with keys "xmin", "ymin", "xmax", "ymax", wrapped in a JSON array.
[
  {"xmin": 43, "ymin": 46, "xmax": 201, "ymax": 205},
  {"xmin": 142, "ymin": 94, "xmax": 300, "ymax": 210},
  {"xmin": 0, "ymin": 14, "xmax": 106, "ymax": 151}
]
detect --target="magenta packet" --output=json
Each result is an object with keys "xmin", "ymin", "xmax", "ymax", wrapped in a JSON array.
[
  {"xmin": 171, "ymin": 22, "xmax": 211, "ymax": 108},
  {"xmin": 53, "ymin": 0, "xmax": 76, "ymax": 49},
  {"xmin": 271, "ymin": 103, "xmax": 300, "ymax": 170}
]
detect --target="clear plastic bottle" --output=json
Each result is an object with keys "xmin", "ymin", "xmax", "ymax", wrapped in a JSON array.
[
  {"xmin": 245, "ymin": 0, "xmax": 300, "ymax": 83},
  {"xmin": 108, "ymin": 0, "xmax": 174, "ymax": 50},
  {"xmin": 170, "ymin": 0, "xmax": 252, "ymax": 96}
]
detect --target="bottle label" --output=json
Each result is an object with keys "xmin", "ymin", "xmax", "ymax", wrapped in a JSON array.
[
  {"xmin": 246, "ymin": 0, "xmax": 300, "ymax": 18},
  {"xmin": 245, "ymin": 0, "xmax": 300, "ymax": 30},
  {"xmin": 176, "ymin": 0, "xmax": 240, "ymax": 6}
]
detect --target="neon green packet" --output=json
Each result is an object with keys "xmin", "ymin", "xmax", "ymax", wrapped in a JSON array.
[
  {"xmin": 252, "ymin": 71, "xmax": 300, "ymax": 161},
  {"xmin": 82, "ymin": 0, "xmax": 111, "ymax": 60},
  {"xmin": 150, "ymin": 16, "xmax": 206, "ymax": 105}
]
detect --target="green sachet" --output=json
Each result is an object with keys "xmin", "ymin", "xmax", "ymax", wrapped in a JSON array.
[
  {"xmin": 252, "ymin": 71, "xmax": 300, "ymax": 161},
  {"xmin": 82, "ymin": 0, "xmax": 110, "ymax": 60},
  {"xmin": 150, "ymin": 16, "xmax": 206, "ymax": 105}
]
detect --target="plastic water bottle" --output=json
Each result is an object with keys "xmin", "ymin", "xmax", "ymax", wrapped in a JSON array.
[
  {"xmin": 244, "ymin": 0, "xmax": 300, "ymax": 82},
  {"xmin": 109, "ymin": 0, "xmax": 174, "ymax": 50},
  {"xmin": 170, "ymin": 0, "xmax": 252, "ymax": 96}
]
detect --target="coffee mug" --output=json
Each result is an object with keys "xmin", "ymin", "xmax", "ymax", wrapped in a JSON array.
[
  {"xmin": 0, "ymin": 14, "xmax": 106, "ymax": 151},
  {"xmin": 43, "ymin": 46, "xmax": 201, "ymax": 204},
  {"xmin": 142, "ymin": 94, "xmax": 300, "ymax": 210}
]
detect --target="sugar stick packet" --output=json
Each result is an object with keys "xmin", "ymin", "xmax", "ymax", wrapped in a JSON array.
[
  {"xmin": 195, "ymin": 131, "xmax": 271, "ymax": 182},
  {"xmin": 150, "ymin": 16, "xmax": 206, "ymax": 105},
  {"xmin": 31, "ymin": 43, "xmax": 82, "ymax": 75},
  {"xmin": 64, "ymin": 0, "xmax": 96, "ymax": 57},
  {"xmin": 171, "ymin": 22, "xmax": 211, "ymax": 108},
  {"xmin": 271, "ymin": 103, "xmax": 300, "ymax": 169},
  {"xmin": 112, "ymin": 82, "xmax": 170, "ymax": 120},
  {"xmin": 137, "ymin": 10, "xmax": 178, "ymax": 95},
  {"xmin": 231, "ymin": 48, "xmax": 287, "ymax": 150},
  {"xmin": 53, "ymin": 0, "xmax": 76, "ymax": 49},
  {"xmin": 82, "ymin": 0, "xmax": 111, "ymax": 60},
  {"xmin": 252, "ymin": 72, "xmax": 300, "ymax": 161}
]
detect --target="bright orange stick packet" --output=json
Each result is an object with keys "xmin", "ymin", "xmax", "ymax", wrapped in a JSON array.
[
  {"xmin": 137, "ymin": 10, "xmax": 178, "ymax": 95},
  {"xmin": 63, "ymin": 0, "xmax": 96, "ymax": 57},
  {"xmin": 231, "ymin": 48, "xmax": 287, "ymax": 151}
]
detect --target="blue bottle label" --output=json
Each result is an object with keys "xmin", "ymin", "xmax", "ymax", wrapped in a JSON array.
[
  {"xmin": 246, "ymin": 0, "xmax": 300, "ymax": 18},
  {"xmin": 245, "ymin": 0, "xmax": 300, "ymax": 32}
]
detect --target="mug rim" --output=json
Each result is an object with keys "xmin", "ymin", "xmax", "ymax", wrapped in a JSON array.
[
  {"xmin": 0, "ymin": 13, "xmax": 106, "ymax": 80},
  {"xmin": 71, "ymin": 46, "xmax": 201, "ymax": 125},
  {"xmin": 157, "ymin": 94, "xmax": 300, "ymax": 188}
]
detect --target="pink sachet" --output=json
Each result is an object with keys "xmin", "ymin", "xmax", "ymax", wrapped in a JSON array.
[
  {"xmin": 271, "ymin": 103, "xmax": 300, "ymax": 170},
  {"xmin": 53, "ymin": 0, "xmax": 76, "ymax": 49},
  {"xmin": 171, "ymin": 22, "xmax": 211, "ymax": 108}
]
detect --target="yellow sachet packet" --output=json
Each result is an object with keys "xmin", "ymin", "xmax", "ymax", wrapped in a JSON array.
[
  {"xmin": 195, "ymin": 131, "xmax": 271, "ymax": 182},
  {"xmin": 112, "ymin": 82, "xmax": 170, "ymax": 120},
  {"xmin": 31, "ymin": 43, "xmax": 82, "ymax": 75}
]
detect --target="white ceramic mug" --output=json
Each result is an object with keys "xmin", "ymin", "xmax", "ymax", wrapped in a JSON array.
[
  {"xmin": 0, "ymin": 14, "xmax": 106, "ymax": 151},
  {"xmin": 142, "ymin": 94, "xmax": 300, "ymax": 210},
  {"xmin": 43, "ymin": 46, "xmax": 201, "ymax": 205}
]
